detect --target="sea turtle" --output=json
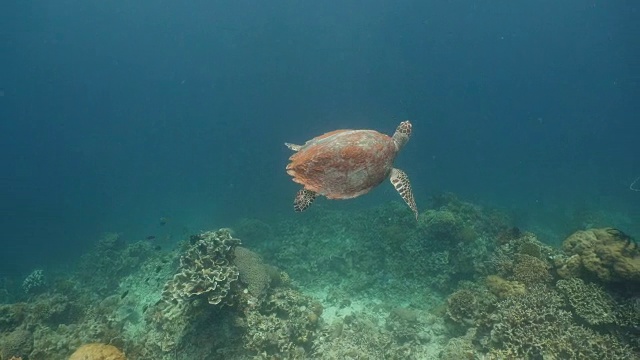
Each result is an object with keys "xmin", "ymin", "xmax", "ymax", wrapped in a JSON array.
[{"xmin": 285, "ymin": 121, "xmax": 418, "ymax": 219}]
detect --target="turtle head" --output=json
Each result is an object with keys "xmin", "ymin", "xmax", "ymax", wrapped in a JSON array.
[{"xmin": 392, "ymin": 121, "xmax": 412, "ymax": 150}]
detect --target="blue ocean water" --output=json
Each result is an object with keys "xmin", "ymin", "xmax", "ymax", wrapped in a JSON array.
[{"xmin": 1, "ymin": 0, "xmax": 638, "ymax": 279}]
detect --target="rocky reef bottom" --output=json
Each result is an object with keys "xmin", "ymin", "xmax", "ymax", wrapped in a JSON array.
[{"xmin": 1, "ymin": 195, "xmax": 638, "ymax": 359}]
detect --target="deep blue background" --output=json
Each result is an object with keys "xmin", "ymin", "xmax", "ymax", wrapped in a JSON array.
[{"xmin": 1, "ymin": 1, "xmax": 638, "ymax": 273}]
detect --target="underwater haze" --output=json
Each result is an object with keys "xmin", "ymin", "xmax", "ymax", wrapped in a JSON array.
[{"xmin": 1, "ymin": 0, "xmax": 639, "ymax": 273}]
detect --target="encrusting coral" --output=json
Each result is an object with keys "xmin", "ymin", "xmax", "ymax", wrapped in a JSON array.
[{"xmin": 560, "ymin": 227, "xmax": 640, "ymax": 282}]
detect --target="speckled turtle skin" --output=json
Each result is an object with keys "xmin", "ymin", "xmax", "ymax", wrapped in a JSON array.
[
  {"xmin": 285, "ymin": 121, "xmax": 418, "ymax": 219},
  {"xmin": 287, "ymin": 129, "xmax": 397, "ymax": 199}
]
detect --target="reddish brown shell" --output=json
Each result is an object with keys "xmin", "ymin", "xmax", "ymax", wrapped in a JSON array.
[{"xmin": 286, "ymin": 129, "xmax": 397, "ymax": 199}]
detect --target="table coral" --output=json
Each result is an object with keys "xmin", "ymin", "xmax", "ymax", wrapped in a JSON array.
[{"xmin": 562, "ymin": 228, "xmax": 640, "ymax": 282}]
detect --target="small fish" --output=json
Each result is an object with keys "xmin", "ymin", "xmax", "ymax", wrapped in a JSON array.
[
  {"xmin": 159, "ymin": 217, "xmax": 168, "ymax": 226},
  {"xmin": 146, "ymin": 235, "xmax": 156, "ymax": 241}
]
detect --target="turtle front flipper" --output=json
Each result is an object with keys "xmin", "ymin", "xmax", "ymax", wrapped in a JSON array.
[
  {"xmin": 294, "ymin": 188, "xmax": 317, "ymax": 212},
  {"xmin": 390, "ymin": 168, "xmax": 418, "ymax": 220}
]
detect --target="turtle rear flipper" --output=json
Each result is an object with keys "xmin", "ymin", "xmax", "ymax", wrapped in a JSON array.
[
  {"xmin": 285, "ymin": 143, "xmax": 303, "ymax": 151},
  {"xmin": 390, "ymin": 168, "xmax": 418, "ymax": 220},
  {"xmin": 294, "ymin": 189, "xmax": 317, "ymax": 212}
]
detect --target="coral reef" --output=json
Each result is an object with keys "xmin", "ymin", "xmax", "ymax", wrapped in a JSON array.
[
  {"xmin": 76, "ymin": 233, "xmax": 153, "ymax": 295},
  {"xmin": 311, "ymin": 309, "xmax": 441, "ymax": 359},
  {"xmin": 0, "ymin": 327, "xmax": 33, "ymax": 360},
  {"xmin": 439, "ymin": 328, "xmax": 477, "ymax": 360},
  {"xmin": 68, "ymin": 343, "xmax": 126, "ymax": 360},
  {"xmin": 418, "ymin": 209, "xmax": 465, "ymax": 242},
  {"xmin": 239, "ymin": 288, "xmax": 322, "ymax": 358},
  {"xmin": 560, "ymin": 227, "xmax": 640, "ymax": 282},
  {"xmin": 1, "ymin": 196, "xmax": 638, "ymax": 359},
  {"xmin": 439, "ymin": 220, "xmax": 639, "ymax": 359}
]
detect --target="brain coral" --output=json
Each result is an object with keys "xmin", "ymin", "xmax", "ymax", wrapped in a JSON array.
[
  {"xmin": 162, "ymin": 229, "xmax": 241, "ymax": 305},
  {"xmin": 232, "ymin": 246, "xmax": 276, "ymax": 299},
  {"xmin": 446, "ymin": 289, "xmax": 479, "ymax": 325},
  {"xmin": 68, "ymin": 343, "xmax": 126, "ymax": 360},
  {"xmin": 511, "ymin": 254, "xmax": 552, "ymax": 285},
  {"xmin": 562, "ymin": 228, "xmax": 640, "ymax": 282}
]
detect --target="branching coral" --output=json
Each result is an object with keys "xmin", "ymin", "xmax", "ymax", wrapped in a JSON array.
[
  {"xmin": 561, "ymin": 228, "xmax": 640, "ymax": 282},
  {"xmin": 162, "ymin": 229, "xmax": 241, "ymax": 306},
  {"xmin": 556, "ymin": 278, "xmax": 616, "ymax": 325},
  {"xmin": 488, "ymin": 285, "xmax": 633, "ymax": 359},
  {"xmin": 511, "ymin": 254, "xmax": 552, "ymax": 286}
]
